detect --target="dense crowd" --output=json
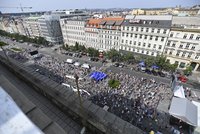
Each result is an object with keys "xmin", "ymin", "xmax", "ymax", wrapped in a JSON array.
[{"xmin": 7, "ymin": 49, "xmax": 194, "ymax": 133}]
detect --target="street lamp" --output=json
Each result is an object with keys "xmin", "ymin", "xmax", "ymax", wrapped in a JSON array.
[{"xmin": 74, "ymin": 73, "xmax": 86, "ymax": 134}]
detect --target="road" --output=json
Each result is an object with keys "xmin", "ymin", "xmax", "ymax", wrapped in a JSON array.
[
  {"xmin": 1, "ymin": 36, "xmax": 200, "ymax": 90},
  {"xmin": 0, "ymin": 62, "xmax": 82, "ymax": 134}
]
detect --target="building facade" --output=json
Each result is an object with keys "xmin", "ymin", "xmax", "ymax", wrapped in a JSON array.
[
  {"xmin": 120, "ymin": 15, "xmax": 172, "ymax": 56},
  {"xmin": 60, "ymin": 18, "xmax": 86, "ymax": 46},
  {"xmin": 85, "ymin": 19, "xmax": 102, "ymax": 48},
  {"xmin": 38, "ymin": 14, "xmax": 63, "ymax": 44},
  {"xmin": 164, "ymin": 16, "xmax": 200, "ymax": 72},
  {"xmin": 98, "ymin": 17, "xmax": 124, "ymax": 51},
  {"xmin": 24, "ymin": 16, "xmax": 42, "ymax": 38}
]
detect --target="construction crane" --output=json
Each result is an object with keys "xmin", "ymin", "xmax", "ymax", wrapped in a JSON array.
[{"xmin": 0, "ymin": 5, "xmax": 32, "ymax": 12}]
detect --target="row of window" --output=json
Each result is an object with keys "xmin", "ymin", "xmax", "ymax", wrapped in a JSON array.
[
  {"xmin": 170, "ymin": 32, "xmax": 200, "ymax": 40},
  {"xmin": 122, "ymin": 33, "xmax": 165, "ymax": 41},
  {"xmin": 65, "ymin": 26, "xmax": 84, "ymax": 31},
  {"xmin": 167, "ymin": 41, "xmax": 196, "ymax": 50},
  {"xmin": 121, "ymin": 46, "xmax": 157, "ymax": 56},
  {"xmin": 65, "ymin": 21, "xmax": 84, "ymax": 25},
  {"xmin": 165, "ymin": 50, "xmax": 199, "ymax": 59},
  {"xmin": 122, "ymin": 26, "xmax": 167, "ymax": 34},
  {"xmin": 99, "ymin": 30, "xmax": 120, "ymax": 34},
  {"xmin": 99, "ymin": 35, "xmax": 119, "ymax": 40},
  {"xmin": 99, "ymin": 40, "xmax": 119, "ymax": 46}
]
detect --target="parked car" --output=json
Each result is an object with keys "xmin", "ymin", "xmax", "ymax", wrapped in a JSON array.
[
  {"xmin": 114, "ymin": 62, "xmax": 120, "ymax": 67},
  {"xmin": 158, "ymin": 71, "xmax": 165, "ymax": 77},
  {"xmin": 152, "ymin": 70, "xmax": 158, "ymax": 76},
  {"xmin": 145, "ymin": 68, "xmax": 152, "ymax": 74}
]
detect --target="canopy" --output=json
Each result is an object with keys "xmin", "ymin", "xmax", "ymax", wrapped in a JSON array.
[
  {"xmin": 81, "ymin": 63, "xmax": 90, "ymax": 69},
  {"xmin": 139, "ymin": 61, "xmax": 145, "ymax": 67},
  {"xmin": 151, "ymin": 65, "xmax": 159, "ymax": 69},
  {"xmin": 90, "ymin": 71, "xmax": 107, "ymax": 81},
  {"xmin": 169, "ymin": 97, "xmax": 197, "ymax": 126},
  {"xmin": 66, "ymin": 59, "xmax": 74, "ymax": 64},
  {"xmin": 173, "ymin": 85, "xmax": 185, "ymax": 98}
]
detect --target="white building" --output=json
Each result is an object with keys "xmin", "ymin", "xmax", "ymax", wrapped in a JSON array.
[
  {"xmin": 24, "ymin": 16, "xmax": 42, "ymax": 38},
  {"xmin": 85, "ymin": 19, "xmax": 102, "ymax": 48},
  {"xmin": 98, "ymin": 17, "xmax": 124, "ymax": 51},
  {"xmin": 120, "ymin": 15, "xmax": 172, "ymax": 56},
  {"xmin": 38, "ymin": 14, "xmax": 63, "ymax": 44},
  {"xmin": 60, "ymin": 18, "xmax": 86, "ymax": 46},
  {"xmin": 164, "ymin": 16, "xmax": 200, "ymax": 72}
]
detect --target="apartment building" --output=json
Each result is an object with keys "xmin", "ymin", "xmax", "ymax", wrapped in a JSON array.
[
  {"xmin": 164, "ymin": 16, "xmax": 200, "ymax": 72},
  {"xmin": 85, "ymin": 18, "xmax": 102, "ymax": 48},
  {"xmin": 120, "ymin": 15, "xmax": 172, "ymax": 56},
  {"xmin": 24, "ymin": 16, "xmax": 42, "ymax": 38},
  {"xmin": 98, "ymin": 17, "xmax": 124, "ymax": 51},
  {"xmin": 38, "ymin": 14, "xmax": 63, "ymax": 44},
  {"xmin": 60, "ymin": 17, "xmax": 86, "ymax": 46}
]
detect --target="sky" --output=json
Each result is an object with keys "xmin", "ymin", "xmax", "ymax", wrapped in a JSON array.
[{"xmin": 0, "ymin": 0, "xmax": 199, "ymax": 13}]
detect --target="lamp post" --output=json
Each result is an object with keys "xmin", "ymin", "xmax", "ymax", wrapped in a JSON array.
[{"xmin": 74, "ymin": 73, "xmax": 86, "ymax": 134}]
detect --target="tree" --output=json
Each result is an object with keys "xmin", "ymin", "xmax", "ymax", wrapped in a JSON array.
[
  {"xmin": 0, "ymin": 41, "xmax": 9, "ymax": 62},
  {"xmin": 184, "ymin": 66, "xmax": 193, "ymax": 76},
  {"xmin": 87, "ymin": 47, "xmax": 99, "ymax": 57},
  {"xmin": 108, "ymin": 79, "xmax": 120, "ymax": 88},
  {"xmin": 145, "ymin": 57, "xmax": 155, "ymax": 67},
  {"xmin": 106, "ymin": 49, "xmax": 121, "ymax": 62},
  {"xmin": 155, "ymin": 55, "xmax": 167, "ymax": 70}
]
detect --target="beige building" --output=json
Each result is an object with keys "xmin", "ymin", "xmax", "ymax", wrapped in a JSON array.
[
  {"xmin": 131, "ymin": 9, "xmax": 145, "ymax": 15},
  {"xmin": 24, "ymin": 16, "xmax": 42, "ymax": 38},
  {"xmin": 164, "ymin": 16, "xmax": 200, "ymax": 72}
]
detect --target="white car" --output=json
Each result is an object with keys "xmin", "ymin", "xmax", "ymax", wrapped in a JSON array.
[{"xmin": 74, "ymin": 62, "xmax": 81, "ymax": 67}]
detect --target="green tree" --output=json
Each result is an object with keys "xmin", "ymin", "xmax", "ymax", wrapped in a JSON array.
[
  {"xmin": 0, "ymin": 41, "xmax": 9, "ymax": 62},
  {"xmin": 87, "ymin": 47, "xmax": 99, "ymax": 57},
  {"xmin": 108, "ymin": 79, "xmax": 120, "ymax": 88},
  {"xmin": 145, "ymin": 57, "xmax": 155, "ymax": 67},
  {"xmin": 106, "ymin": 49, "xmax": 122, "ymax": 62},
  {"xmin": 184, "ymin": 66, "xmax": 193, "ymax": 76},
  {"xmin": 155, "ymin": 55, "xmax": 167, "ymax": 70}
]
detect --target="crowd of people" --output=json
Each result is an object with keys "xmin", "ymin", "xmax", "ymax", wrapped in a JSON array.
[{"xmin": 7, "ymin": 49, "xmax": 194, "ymax": 133}]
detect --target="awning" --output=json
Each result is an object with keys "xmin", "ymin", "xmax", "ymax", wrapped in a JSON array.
[
  {"xmin": 169, "ymin": 97, "xmax": 198, "ymax": 126},
  {"xmin": 173, "ymin": 85, "xmax": 185, "ymax": 98}
]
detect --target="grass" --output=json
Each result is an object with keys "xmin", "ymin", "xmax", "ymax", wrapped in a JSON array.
[{"xmin": 108, "ymin": 79, "xmax": 120, "ymax": 88}]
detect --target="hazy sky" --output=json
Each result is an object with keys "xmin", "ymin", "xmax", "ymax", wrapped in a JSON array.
[{"xmin": 0, "ymin": 0, "xmax": 199, "ymax": 13}]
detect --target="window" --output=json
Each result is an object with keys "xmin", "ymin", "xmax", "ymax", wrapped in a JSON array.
[
  {"xmin": 141, "ymin": 28, "xmax": 143, "ymax": 32},
  {"xmin": 138, "ymin": 42, "xmax": 141, "ymax": 46},
  {"xmin": 146, "ymin": 28, "xmax": 149, "ymax": 32},
  {"xmin": 165, "ymin": 49, "xmax": 168, "ymax": 54},
  {"xmin": 161, "ymin": 37, "xmax": 164, "ymax": 41},
  {"xmin": 143, "ymin": 43, "xmax": 146, "ymax": 47},
  {"xmin": 134, "ymin": 41, "xmax": 136, "ymax": 45},
  {"xmin": 163, "ymin": 29, "xmax": 167, "ymax": 34},
  {"xmin": 167, "ymin": 41, "xmax": 171, "ymax": 46},
  {"xmin": 182, "ymin": 52, "xmax": 186, "ymax": 57},
  {"xmin": 170, "ymin": 33, "xmax": 173, "ymax": 37},
  {"xmin": 142, "ymin": 50, "xmax": 144, "ymax": 53},
  {"xmin": 169, "ymin": 51, "xmax": 172, "ymax": 55},
  {"xmin": 126, "ymin": 33, "xmax": 129, "ymax": 37},
  {"xmin": 157, "ymin": 29, "xmax": 160, "ymax": 33},
  {"xmin": 122, "ymin": 32, "xmax": 125, "ymax": 37},
  {"xmin": 148, "ymin": 44, "xmax": 151, "ymax": 48},
  {"xmin": 176, "ymin": 51, "xmax": 180, "ymax": 56},
  {"xmin": 131, "ymin": 27, "xmax": 134, "ymax": 31},
  {"xmin": 150, "ymin": 36, "xmax": 153, "ymax": 40},
  {"xmin": 195, "ymin": 55, "xmax": 199, "ymax": 59},
  {"xmin": 151, "ymin": 52, "xmax": 154, "ymax": 56},
  {"xmin": 139, "ymin": 34, "xmax": 142, "ymax": 39},
  {"xmin": 172, "ymin": 42, "xmax": 176, "ymax": 47},
  {"xmin": 130, "ymin": 33, "xmax": 133, "ymax": 37},
  {"xmin": 126, "ymin": 40, "xmax": 128, "ymax": 44},
  {"xmin": 146, "ymin": 51, "xmax": 149, "ymax": 54},
  {"xmin": 136, "ymin": 27, "xmax": 138, "ymax": 31},
  {"xmin": 155, "ymin": 36, "xmax": 158, "ymax": 41},
  {"xmin": 185, "ymin": 43, "xmax": 190, "ymax": 49},
  {"xmin": 179, "ymin": 44, "xmax": 183, "ymax": 48},
  {"xmin": 153, "ymin": 44, "xmax": 156, "ymax": 48},
  {"xmin": 188, "ymin": 53, "xmax": 192, "ymax": 58},
  {"xmin": 179, "ymin": 62, "xmax": 186, "ymax": 68},
  {"xmin": 135, "ymin": 34, "xmax": 138, "ymax": 38},
  {"xmin": 175, "ymin": 61, "xmax": 179, "ymax": 65},
  {"xmin": 191, "ymin": 46, "xmax": 195, "ymax": 50},
  {"xmin": 151, "ymin": 28, "xmax": 154, "ymax": 33},
  {"xmin": 158, "ymin": 45, "xmax": 162, "ymax": 49},
  {"xmin": 121, "ymin": 39, "xmax": 124, "ymax": 43},
  {"xmin": 196, "ymin": 35, "xmax": 200, "ymax": 40},
  {"xmin": 127, "ymin": 27, "xmax": 129, "ymax": 31},
  {"xmin": 183, "ymin": 34, "xmax": 187, "ymax": 39},
  {"xmin": 130, "ymin": 41, "xmax": 132, "ymax": 45},
  {"xmin": 144, "ymin": 35, "xmax": 147, "ymax": 39},
  {"xmin": 190, "ymin": 34, "xmax": 194, "ymax": 39}
]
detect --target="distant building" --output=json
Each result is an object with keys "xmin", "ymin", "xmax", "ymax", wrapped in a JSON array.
[
  {"xmin": 24, "ymin": 16, "xmax": 42, "ymax": 38},
  {"xmin": 164, "ymin": 16, "xmax": 200, "ymax": 72},
  {"xmin": 131, "ymin": 9, "xmax": 145, "ymax": 15},
  {"xmin": 98, "ymin": 17, "xmax": 124, "ymax": 51},
  {"xmin": 121, "ymin": 15, "xmax": 172, "ymax": 56},
  {"xmin": 38, "ymin": 14, "xmax": 63, "ymax": 44}
]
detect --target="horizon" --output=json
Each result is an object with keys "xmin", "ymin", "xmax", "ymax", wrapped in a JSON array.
[{"xmin": 0, "ymin": 0, "xmax": 199, "ymax": 13}]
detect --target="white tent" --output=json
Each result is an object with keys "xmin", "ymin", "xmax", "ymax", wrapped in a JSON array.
[
  {"xmin": 66, "ymin": 59, "xmax": 74, "ymax": 64},
  {"xmin": 169, "ymin": 97, "xmax": 198, "ymax": 127},
  {"xmin": 81, "ymin": 63, "xmax": 90, "ymax": 69},
  {"xmin": 192, "ymin": 101, "xmax": 200, "ymax": 134},
  {"xmin": 173, "ymin": 85, "xmax": 185, "ymax": 98}
]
